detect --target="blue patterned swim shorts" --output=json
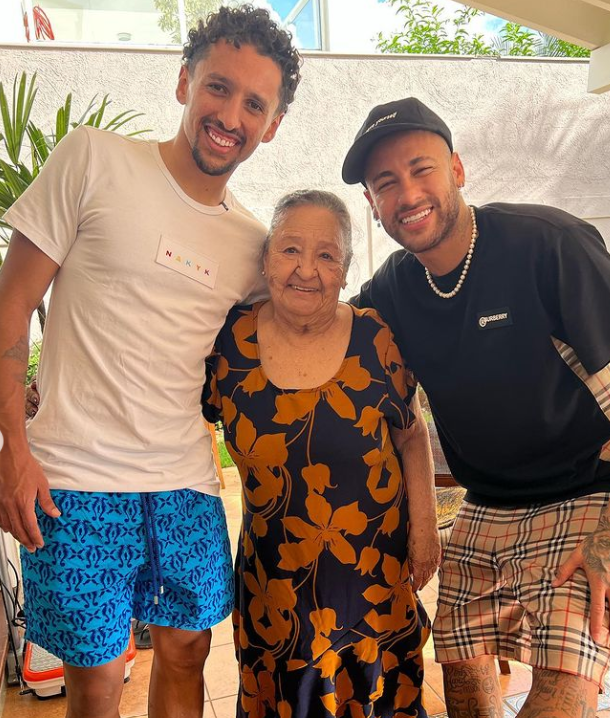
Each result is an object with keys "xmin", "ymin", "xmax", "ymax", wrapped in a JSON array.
[{"xmin": 21, "ymin": 489, "xmax": 234, "ymax": 667}]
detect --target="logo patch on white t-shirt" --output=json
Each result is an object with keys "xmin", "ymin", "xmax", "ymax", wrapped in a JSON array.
[{"xmin": 156, "ymin": 236, "xmax": 219, "ymax": 288}]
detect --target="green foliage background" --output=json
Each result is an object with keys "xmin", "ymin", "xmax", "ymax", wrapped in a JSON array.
[
  {"xmin": 378, "ymin": 0, "xmax": 590, "ymax": 57},
  {"xmin": 217, "ymin": 430, "xmax": 235, "ymax": 468},
  {"xmin": 153, "ymin": 0, "xmax": 222, "ymax": 43}
]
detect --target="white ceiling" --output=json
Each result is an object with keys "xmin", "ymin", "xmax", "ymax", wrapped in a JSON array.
[{"xmin": 454, "ymin": 0, "xmax": 610, "ymax": 92}]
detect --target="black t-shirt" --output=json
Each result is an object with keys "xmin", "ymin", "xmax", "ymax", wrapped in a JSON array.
[{"xmin": 353, "ymin": 203, "xmax": 610, "ymax": 506}]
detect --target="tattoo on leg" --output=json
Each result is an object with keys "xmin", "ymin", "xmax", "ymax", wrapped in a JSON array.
[
  {"xmin": 444, "ymin": 661, "xmax": 503, "ymax": 718},
  {"xmin": 444, "ymin": 661, "xmax": 498, "ymax": 694},
  {"xmin": 2, "ymin": 335, "xmax": 29, "ymax": 364},
  {"xmin": 445, "ymin": 695, "xmax": 503, "ymax": 718},
  {"xmin": 519, "ymin": 669, "xmax": 598, "ymax": 717}
]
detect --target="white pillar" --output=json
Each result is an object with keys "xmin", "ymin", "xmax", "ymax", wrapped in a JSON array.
[{"xmin": 588, "ymin": 42, "xmax": 610, "ymax": 93}]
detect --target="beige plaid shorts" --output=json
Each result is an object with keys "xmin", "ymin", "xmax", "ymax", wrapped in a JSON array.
[{"xmin": 433, "ymin": 492, "xmax": 610, "ymax": 686}]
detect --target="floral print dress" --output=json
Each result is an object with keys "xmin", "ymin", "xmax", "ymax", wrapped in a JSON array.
[{"xmin": 204, "ymin": 303, "xmax": 430, "ymax": 718}]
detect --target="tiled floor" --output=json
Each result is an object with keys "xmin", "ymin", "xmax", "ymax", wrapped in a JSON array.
[{"xmin": 3, "ymin": 468, "xmax": 610, "ymax": 717}]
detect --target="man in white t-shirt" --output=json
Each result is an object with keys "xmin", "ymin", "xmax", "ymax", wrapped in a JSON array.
[{"xmin": 0, "ymin": 6, "xmax": 301, "ymax": 717}]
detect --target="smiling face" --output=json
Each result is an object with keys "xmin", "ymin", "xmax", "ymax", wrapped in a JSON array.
[
  {"xmin": 176, "ymin": 40, "xmax": 284, "ymax": 177},
  {"xmin": 264, "ymin": 205, "xmax": 347, "ymax": 322},
  {"xmin": 364, "ymin": 130, "xmax": 466, "ymax": 256}
]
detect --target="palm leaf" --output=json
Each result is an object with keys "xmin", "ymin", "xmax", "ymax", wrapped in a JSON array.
[
  {"xmin": 105, "ymin": 110, "xmax": 150, "ymax": 136},
  {"xmin": 123, "ymin": 127, "xmax": 152, "ymax": 137},
  {"xmin": 74, "ymin": 95, "xmax": 99, "ymax": 127},
  {"xmin": 27, "ymin": 122, "xmax": 51, "ymax": 174},
  {"xmin": 85, "ymin": 94, "xmax": 110, "ymax": 128},
  {"xmin": 81, "ymin": 95, "xmax": 151, "ymax": 137},
  {"xmin": 0, "ymin": 159, "xmax": 33, "ymax": 200},
  {"xmin": 103, "ymin": 109, "xmax": 144, "ymax": 131},
  {"xmin": 0, "ymin": 72, "xmax": 38, "ymax": 165},
  {"xmin": 54, "ymin": 93, "xmax": 72, "ymax": 145}
]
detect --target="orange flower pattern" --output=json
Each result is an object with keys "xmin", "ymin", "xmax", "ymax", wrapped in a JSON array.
[{"xmin": 203, "ymin": 304, "xmax": 430, "ymax": 718}]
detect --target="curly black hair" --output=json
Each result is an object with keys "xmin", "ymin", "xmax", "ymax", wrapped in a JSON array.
[{"xmin": 182, "ymin": 4, "xmax": 302, "ymax": 115}]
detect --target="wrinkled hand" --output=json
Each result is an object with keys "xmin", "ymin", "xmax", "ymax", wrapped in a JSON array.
[
  {"xmin": 552, "ymin": 516, "xmax": 610, "ymax": 646},
  {"xmin": 408, "ymin": 523, "xmax": 442, "ymax": 592},
  {"xmin": 0, "ymin": 450, "xmax": 59, "ymax": 552},
  {"xmin": 25, "ymin": 378, "xmax": 39, "ymax": 419}
]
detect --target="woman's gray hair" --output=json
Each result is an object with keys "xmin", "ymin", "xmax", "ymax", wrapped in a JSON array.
[{"xmin": 262, "ymin": 190, "xmax": 353, "ymax": 273}]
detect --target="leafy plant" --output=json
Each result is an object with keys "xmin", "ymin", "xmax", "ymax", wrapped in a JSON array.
[
  {"xmin": 377, "ymin": 0, "xmax": 590, "ymax": 58},
  {"xmin": 217, "ymin": 429, "xmax": 235, "ymax": 468},
  {"xmin": 378, "ymin": 1, "xmax": 493, "ymax": 56},
  {"xmin": 0, "ymin": 72, "xmax": 150, "ymax": 331},
  {"xmin": 536, "ymin": 36, "xmax": 591, "ymax": 58},
  {"xmin": 26, "ymin": 341, "xmax": 41, "ymax": 385},
  {"xmin": 154, "ymin": 0, "xmax": 222, "ymax": 43}
]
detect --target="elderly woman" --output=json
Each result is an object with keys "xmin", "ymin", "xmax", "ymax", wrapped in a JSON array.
[{"xmin": 203, "ymin": 190, "xmax": 440, "ymax": 718}]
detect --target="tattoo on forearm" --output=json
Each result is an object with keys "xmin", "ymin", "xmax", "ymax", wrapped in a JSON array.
[
  {"xmin": 582, "ymin": 514, "xmax": 610, "ymax": 585},
  {"xmin": 2, "ymin": 336, "xmax": 29, "ymax": 364}
]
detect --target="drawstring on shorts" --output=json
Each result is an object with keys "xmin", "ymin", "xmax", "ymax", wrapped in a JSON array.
[{"xmin": 140, "ymin": 493, "xmax": 164, "ymax": 604}]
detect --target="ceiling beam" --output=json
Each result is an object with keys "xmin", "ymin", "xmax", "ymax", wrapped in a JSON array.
[
  {"xmin": 582, "ymin": 0, "xmax": 610, "ymax": 12},
  {"xmin": 454, "ymin": 0, "xmax": 610, "ymax": 48}
]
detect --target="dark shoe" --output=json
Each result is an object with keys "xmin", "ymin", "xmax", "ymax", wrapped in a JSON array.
[{"xmin": 132, "ymin": 619, "xmax": 153, "ymax": 649}]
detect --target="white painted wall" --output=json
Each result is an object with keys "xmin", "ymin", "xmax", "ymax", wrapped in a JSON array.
[{"xmin": 1, "ymin": 44, "xmax": 609, "ymax": 297}]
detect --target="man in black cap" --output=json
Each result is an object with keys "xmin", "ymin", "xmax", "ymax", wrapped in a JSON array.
[{"xmin": 345, "ymin": 97, "xmax": 610, "ymax": 716}]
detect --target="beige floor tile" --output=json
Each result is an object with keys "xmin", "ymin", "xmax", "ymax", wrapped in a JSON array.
[
  {"xmin": 203, "ymin": 643, "xmax": 239, "ymax": 701},
  {"xmin": 211, "ymin": 615, "xmax": 236, "ymax": 648},
  {"xmin": 423, "ymin": 599, "xmax": 438, "ymax": 624},
  {"xmin": 422, "ymin": 640, "xmax": 436, "ymax": 659},
  {"xmin": 422, "ymin": 655, "xmax": 445, "ymax": 698},
  {"xmin": 422, "ymin": 682, "xmax": 446, "ymax": 714},
  {"xmin": 419, "ymin": 580, "xmax": 439, "ymax": 604},
  {"xmin": 498, "ymin": 660, "xmax": 532, "ymax": 696},
  {"xmin": 211, "ymin": 694, "xmax": 240, "ymax": 718},
  {"xmin": 2, "ymin": 688, "xmax": 67, "ymax": 718}
]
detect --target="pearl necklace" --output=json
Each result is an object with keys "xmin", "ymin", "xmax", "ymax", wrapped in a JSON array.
[{"xmin": 425, "ymin": 205, "xmax": 478, "ymax": 299}]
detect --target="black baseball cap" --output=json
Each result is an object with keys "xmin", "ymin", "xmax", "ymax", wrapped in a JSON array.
[{"xmin": 342, "ymin": 97, "xmax": 453, "ymax": 185}]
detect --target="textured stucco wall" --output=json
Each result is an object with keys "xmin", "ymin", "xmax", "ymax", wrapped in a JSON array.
[{"xmin": 1, "ymin": 45, "xmax": 609, "ymax": 295}]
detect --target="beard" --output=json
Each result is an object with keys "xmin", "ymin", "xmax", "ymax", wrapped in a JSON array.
[
  {"xmin": 191, "ymin": 145, "xmax": 238, "ymax": 176},
  {"xmin": 190, "ymin": 122, "xmax": 244, "ymax": 177},
  {"xmin": 387, "ymin": 186, "xmax": 462, "ymax": 255}
]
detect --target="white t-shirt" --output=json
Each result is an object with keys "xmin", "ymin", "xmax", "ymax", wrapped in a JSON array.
[{"xmin": 5, "ymin": 126, "xmax": 267, "ymax": 494}]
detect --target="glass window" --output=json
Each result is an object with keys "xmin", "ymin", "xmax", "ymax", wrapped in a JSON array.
[
  {"xmin": 31, "ymin": 0, "xmax": 176, "ymax": 45},
  {"xmin": 1, "ymin": 0, "xmax": 324, "ymax": 49},
  {"xmin": 267, "ymin": 0, "xmax": 322, "ymax": 51},
  {"xmin": 0, "ymin": 0, "xmax": 28, "ymax": 42}
]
